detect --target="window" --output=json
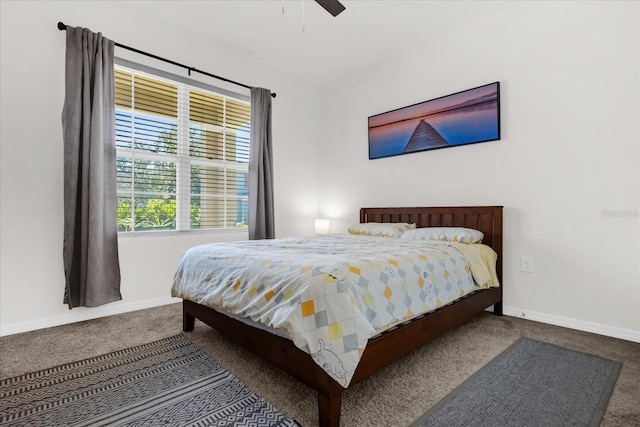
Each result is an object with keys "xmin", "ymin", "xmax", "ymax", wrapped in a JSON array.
[{"xmin": 115, "ymin": 64, "xmax": 251, "ymax": 232}]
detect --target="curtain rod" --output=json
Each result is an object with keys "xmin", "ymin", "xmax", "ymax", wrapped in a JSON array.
[{"xmin": 57, "ymin": 22, "xmax": 276, "ymax": 98}]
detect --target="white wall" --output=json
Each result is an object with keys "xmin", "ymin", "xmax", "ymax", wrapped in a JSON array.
[
  {"xmin": 317, "ymin": 1, "xmax": 639, "ymax": 337},
  {"xmin": 0, "ymin": 1, "xmax": 322, "ymax": 331}
]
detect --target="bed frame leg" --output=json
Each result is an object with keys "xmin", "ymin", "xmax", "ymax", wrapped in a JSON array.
[
  {"xmin": 183, "ymin": 308, "xmax": 195, "ymax": 332},
  {"xmin": 493, "ymin": 301, "xmax": 504, "ymax": 316},
  {"xmin": 318, "ymin": 389, "xmax": 342, "ymax": 427}
]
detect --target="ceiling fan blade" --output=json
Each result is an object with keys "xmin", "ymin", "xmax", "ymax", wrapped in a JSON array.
[{"xmin": 315, "ymin": 0, "xmax": 346, "ymax": 17}]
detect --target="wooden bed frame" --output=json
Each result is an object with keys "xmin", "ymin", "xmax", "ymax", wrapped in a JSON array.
[{"xmin": 182, "ymin": 206, "xmax": 503, "ymax": 427}]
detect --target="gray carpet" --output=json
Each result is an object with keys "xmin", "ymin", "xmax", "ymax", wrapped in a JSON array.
[
  {"xmin": 1, "ymin": 303, "xmax": 639, "ymax": 427},
  {"xmin": 410, "ymin": 337, "xmax": 621, "ymax": 427},
  {"xmin": 0, "ymin": 335, "xmax": 299, "ymax": 427}
]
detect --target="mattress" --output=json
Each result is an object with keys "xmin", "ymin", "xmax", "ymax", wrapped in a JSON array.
[{"xmin": 171, "ymin": 234, "xmax": 499, "ymax": 386}]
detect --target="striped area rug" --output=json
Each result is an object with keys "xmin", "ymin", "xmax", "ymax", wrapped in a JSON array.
[{"xmin": 0, "ymin": 335, "xmax": 299, "ymax": 426}]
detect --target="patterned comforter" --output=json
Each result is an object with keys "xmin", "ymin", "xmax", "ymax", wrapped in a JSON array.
[{"xmin": 171, "ymin": 234, "xmax": 499, "ymax": 387}]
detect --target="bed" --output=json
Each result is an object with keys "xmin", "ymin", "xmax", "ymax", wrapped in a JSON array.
[{"xmin": 174, "ymin": 206, "xmax": 503, "ymax": 427}]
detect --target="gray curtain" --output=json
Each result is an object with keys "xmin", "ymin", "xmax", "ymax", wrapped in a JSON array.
[
  {"xmin": 248, "ymin": 88, "xmax": 275, "ymax": 240},
  {"xmin": 61, "ymin": 26, "xmax": 122, "ymax": 308}
]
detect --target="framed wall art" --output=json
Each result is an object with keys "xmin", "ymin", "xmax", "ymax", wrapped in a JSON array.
[{"xmin": 368, "ymin": 82, "xmax": 500, "ymax": 160}]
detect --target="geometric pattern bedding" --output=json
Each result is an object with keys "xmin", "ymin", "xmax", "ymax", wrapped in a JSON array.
[{"xmin": 171, "ymin": 234, "xmax": 499, "ymax": 387}]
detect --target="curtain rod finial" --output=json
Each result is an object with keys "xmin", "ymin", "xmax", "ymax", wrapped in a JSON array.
[{"xmin": 57, "ymin": 22, "xmax": 66, "ymax": 31}]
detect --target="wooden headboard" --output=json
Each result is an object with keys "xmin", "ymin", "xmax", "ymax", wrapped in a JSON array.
[{"xmin": 360, "ymin": 206, "xmax": 503, "ymax": 286}]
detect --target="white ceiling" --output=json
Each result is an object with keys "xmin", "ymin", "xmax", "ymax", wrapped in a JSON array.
[{"xmin": 118, "ymin": 1, "xmax": 514, "ymax": 86}]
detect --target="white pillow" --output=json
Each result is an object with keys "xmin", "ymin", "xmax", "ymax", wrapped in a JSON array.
[
  {"xmin": 348, "ymin": 222, "xmax": 416, "ymax": 238},
  {"xmin": 400, "ymin": 227, "xmax": 484, "ymax": 243}
]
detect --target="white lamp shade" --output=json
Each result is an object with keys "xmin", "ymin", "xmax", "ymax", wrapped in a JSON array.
[{"xmin": 315, "ymin": 219, "xmax": 330, "ymax": 234}]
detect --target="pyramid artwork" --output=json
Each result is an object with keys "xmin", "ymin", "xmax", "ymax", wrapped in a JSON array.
[{"xmin": 403, "ymin": 120, "xmax": 449, "ymax": 153}]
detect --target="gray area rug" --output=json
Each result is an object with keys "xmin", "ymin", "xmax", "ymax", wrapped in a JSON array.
[
  {"xmin": 411, "ymin": 337, "xmax": 621, "ymax": 427},
  {"xmin": 0, "ymin": 334, "xmax": 299, "ymax": 427}
]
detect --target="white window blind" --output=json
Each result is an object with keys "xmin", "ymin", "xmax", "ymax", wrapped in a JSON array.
[{"xmin": 115, "ymin": 65, "xmax": 250, "ymax": 232}]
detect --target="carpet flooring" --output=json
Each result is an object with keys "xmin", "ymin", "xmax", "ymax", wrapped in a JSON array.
[
  {"xmin": 0, "ymin": 334, "xmax": 298, "ymax": 427},
  {"xmin": 410, "ymin": 337, "xmax": 621, "ymax": 427},
  {"xmin": 1, "ymin": 303, "xmax": 638, "ymax": 426}
]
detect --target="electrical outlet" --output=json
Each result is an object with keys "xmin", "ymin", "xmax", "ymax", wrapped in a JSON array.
[{"xmin": 521, "ymin": 256, "xmax": 534, "ymax": 273}]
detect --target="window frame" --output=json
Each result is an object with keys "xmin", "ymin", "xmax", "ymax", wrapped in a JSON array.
[{"xmin": 114, "ymin": 58, "xmax": 251, "ymax": 236}]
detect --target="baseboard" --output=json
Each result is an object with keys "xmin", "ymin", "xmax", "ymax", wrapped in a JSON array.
[
  {"xmin": 3, "ymin": 299, "xmax": 638, "ymax": 343},
  {"xmin": 0, "ymin": 296, "xmax": 182, "ymax": 337},
  {"xmin": 502, "ymin": 305, "xmax": 640, "ymax": 343}
]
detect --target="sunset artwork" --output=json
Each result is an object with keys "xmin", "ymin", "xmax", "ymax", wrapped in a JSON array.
[{"xmin": 368, "ymin": 82, "xmax": 500, "ymax": 159}]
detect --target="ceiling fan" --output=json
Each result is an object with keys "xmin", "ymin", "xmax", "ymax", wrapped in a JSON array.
[{"xmin": 314, "ymin": 0, "xmax": 346, "ymax": 17}]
